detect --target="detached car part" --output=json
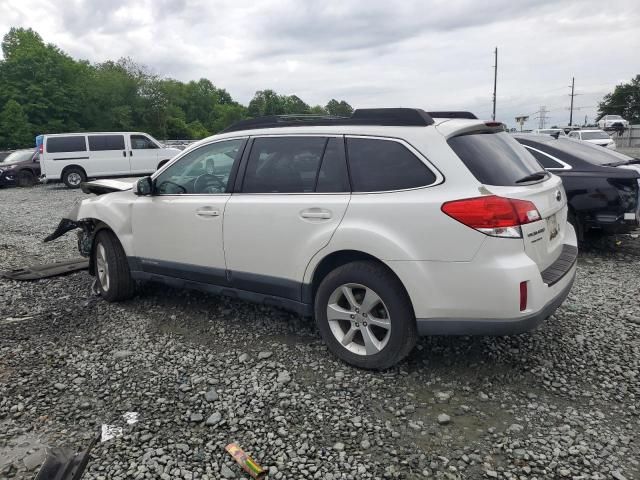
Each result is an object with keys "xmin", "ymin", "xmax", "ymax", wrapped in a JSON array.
[
  {"xmin": 34, "ymin": 434, "xmax": 99, "ymax": 480},
  {"xmin": 0, "ymin": 258, "xmax": 88, "ymax": 281}
]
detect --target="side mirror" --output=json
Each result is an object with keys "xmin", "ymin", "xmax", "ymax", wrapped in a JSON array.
[{"xmin": 134, "ymin": 176, "xmax": 153, "ymax": 196}]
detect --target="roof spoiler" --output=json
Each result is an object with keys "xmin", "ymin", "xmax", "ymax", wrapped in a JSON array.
[{"xmin": 427, "ymin": 111, "xmax": 478, "ymax": 120}]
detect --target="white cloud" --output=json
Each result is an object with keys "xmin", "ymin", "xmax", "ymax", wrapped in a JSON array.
[{"xmin": 0, "ymin": 0, "xmax": 638, "ymax": 127}]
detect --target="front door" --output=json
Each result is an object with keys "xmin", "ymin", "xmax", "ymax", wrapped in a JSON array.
[
  {"xmin": 131, "ymin": 138, "xmax": 246, "ymax": 283},
  {"xmin": 129, "ymin": 134, "xmax": 160, "ymax": 174},
  {"xmin": 224, "ymin": 136, "xmax": 351, "ymax": 302}
]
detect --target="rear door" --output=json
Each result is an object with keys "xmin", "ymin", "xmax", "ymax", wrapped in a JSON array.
[
  {"xmin": 223, "ymin": 135, "xmax": 350, "ymax": 302},
  {"xmin": 129, "ymin": 134, "xmax": 160, "ymax": 174},
  {"xmin": 87, "ymin": 134, "xmax": 129, "ymax": 176},
  {"xmin": 447, "ymin": 131, "xmax": 568, "ymax": 271}
]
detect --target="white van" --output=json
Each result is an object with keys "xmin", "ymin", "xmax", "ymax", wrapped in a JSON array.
[{"xmin": 40, "ymin": 132, "xmax": 181, "ymax": 188}]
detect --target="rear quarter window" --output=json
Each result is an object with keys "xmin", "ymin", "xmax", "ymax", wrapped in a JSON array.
[
  {"xmin": 346, "ymin": 137, "xmax": 436, "ymax": 192},
  {"xmin": 447, "ymin": 132, "xmax": 544, "ymax": 186},
  {"xmin": 46, "ymin": 136, "xmax": 87, "ymax": 153}
]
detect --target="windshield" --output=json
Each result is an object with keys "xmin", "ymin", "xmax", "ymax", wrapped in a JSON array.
[
  {"xmin": 607, "ymin": 115, "xmax": 622, "ymax": 120},
  {"xmin": 549, "ymin": 138, "xmax": 633, "ymax": 166},
  {"xmin": 1, "ymin": 150, "xmax": 34, "ymax": 164},
  {"xmin": 581, "ymin": 131, "xmax": 610, "ymax": 140},
  {"xmin": 539, "ymin": 129, "xmax": 566, "ymax": 136}
]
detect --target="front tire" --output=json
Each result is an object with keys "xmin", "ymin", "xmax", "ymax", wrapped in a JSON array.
[
  {"xmin": 17, "ymin": 170, "xmax": 35, "ymax": 187},
  {"xmin": 314, "ymin": 261, "xmax": 417, "ymax": 370},
  {"xmin": 62, "ymin": 167, "xmax": 86, "ymax": 189},
  {"xmin": 94, "ymin": 230, "xmax": 136, "ymax": 302}
]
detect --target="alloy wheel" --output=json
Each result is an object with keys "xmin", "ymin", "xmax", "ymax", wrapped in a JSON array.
[
  {"xmin": 326, "ymin": 283, "xmax": 391, "ymax": 356},
  {"xmin": 96, "ymin": 243, "xmax": 110, "ymax": 292}
]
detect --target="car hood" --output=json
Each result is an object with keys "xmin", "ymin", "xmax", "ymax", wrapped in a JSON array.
[{"xmin": 80, "ymin": 179, "xmax": 135, "ymax": 195}]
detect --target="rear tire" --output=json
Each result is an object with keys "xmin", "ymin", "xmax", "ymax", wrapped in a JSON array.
[
  {"xmin": 17, "ymin": 170, "xmax": 35, "ymax": 187},
  {"xmin": 94, "ymin": 230, "xmax": 136, "ymax": 302},
  {"xmin": 62, "ymin": 167, "xmax": 86, "ymax": 189},
  {"xmin": 314, "ymin": 261, "xmax": 417, "ymax": 370},
  {"xmin": 568, "ymin": 210, "xmax": 583, "ymax": 242}
]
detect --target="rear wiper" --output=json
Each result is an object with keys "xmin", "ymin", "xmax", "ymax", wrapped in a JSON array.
[{"xmin": 515, "ymin": 171, "xmax": 548, "ymax": 183}]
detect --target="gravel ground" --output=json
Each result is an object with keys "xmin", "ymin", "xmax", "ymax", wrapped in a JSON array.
[{"xmin": 0, "ymin": 184, "xmax": 639, "ymax": 480}]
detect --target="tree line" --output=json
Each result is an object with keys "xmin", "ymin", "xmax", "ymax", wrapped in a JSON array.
[{"xmin": 0, "ymin": 28, "xmax": 354, "ymax": 149}]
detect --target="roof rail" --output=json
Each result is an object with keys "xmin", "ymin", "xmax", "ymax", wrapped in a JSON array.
[
  {"xmin": 427, "ymin": 111, "xmax": 478, "ymax": 120},
  {"xmin": 220, "ymin": 108, "xmax": 435, "ymax": 133}
]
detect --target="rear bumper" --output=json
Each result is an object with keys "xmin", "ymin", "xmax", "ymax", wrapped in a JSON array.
[
  {"xmin": 388, "ymin": 229, "xmax": 578, "ymax": 336},
  {"xmin": 415, "ymin": 266, "xmax": 575, "ymax": 335}
]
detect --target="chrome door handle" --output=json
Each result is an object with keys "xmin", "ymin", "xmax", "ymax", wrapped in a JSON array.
[
  {"xmin": 196, "ymin": 208, "xmax": 220, "ymax": 217},
  {"xmin": 300, "ymin": 208, "xmax": 332, "ymax": 219}
]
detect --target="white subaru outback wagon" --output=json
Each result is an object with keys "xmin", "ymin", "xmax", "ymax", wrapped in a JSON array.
[{"xmin": 46, "ymin": 109, "xmax": 578, "ymax": 369}]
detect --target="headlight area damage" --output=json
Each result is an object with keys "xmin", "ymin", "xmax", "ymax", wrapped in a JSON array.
[{"xmin": 43, "ymin": 203, "xmax": 94, "ymax": 258}]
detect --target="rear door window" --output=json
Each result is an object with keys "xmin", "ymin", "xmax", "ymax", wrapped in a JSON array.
[
  {"xmin": 346, "ymin": 137, "xmax": 436, "ymax": 192},
  {"xmin": 242, "ymin": 137, "xmax": 326, "ymax": 193},
  {"xmin": 46, "ymin": 136, "xmax": 87, "ymax": 153},
  {"xmin": 447, "ymin": 132, "xmax": 544, "ymax": 186},
  {"xmin": 316, "ymin": 137, "xmax": 350, "ymax": 192},
  {"xmin": 88, "ymin": 135, "xmax": 125, "ymax": 151}
]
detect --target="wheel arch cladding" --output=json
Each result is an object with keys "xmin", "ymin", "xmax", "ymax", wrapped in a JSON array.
[{"xmin": 305, "ymin": 250, "xmax": 415, "ymax": 317}]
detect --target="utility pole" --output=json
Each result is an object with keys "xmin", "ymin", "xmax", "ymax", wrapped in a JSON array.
[
  {"xmin": 569, "ymin": 77, "xmax": 575, "ymax": 126},
  {"xmin": 492, "ymin": 47, "xmax": 498, "ymax": 121}
]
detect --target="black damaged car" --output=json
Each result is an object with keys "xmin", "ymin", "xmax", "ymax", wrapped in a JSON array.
[{"xmin": 514, "ymin": 134, "xmax": 640, "ymax": 240}]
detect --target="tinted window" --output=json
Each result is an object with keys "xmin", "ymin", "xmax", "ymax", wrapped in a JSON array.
[
  {"xmin": 448, "ymin": 132, "xmax": 544, "ymax": 186},
  {"xmin": 131, "ymin": 135, "xmax": 158, "ymax": 149},
  {"xmin": 88, "ymin": 135, "xmax": 125, "ymax": 151},
  {"xmin": 316, "ymin": 138, "xmax": 349, "ymax": 192},
  {"xmin": 46, "ymin": 136, "xmax": 86, "ymax": 153},
  {"xmin": 525, "ymin": 147, "xmax": 564, "ymax": 169},
  {"xmin": 242, "ymin": 137, "xmax": 326, "ymax": 193},
  {"xmin": 155, "ymin": 139, "xmax": 244, "ymax": 194},
  {"xmin": 347, "ymin": 138, "xmax": 436, "ymax": 192}
]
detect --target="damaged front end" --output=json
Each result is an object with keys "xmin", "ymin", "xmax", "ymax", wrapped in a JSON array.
[{"xmin": 44, "ymin": 202, "xmax": 95, "ymax": 258}]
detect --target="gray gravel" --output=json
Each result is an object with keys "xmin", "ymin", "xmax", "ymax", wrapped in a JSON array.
[{"xmin": 1, "ymin": 183, "xmax": 639, "ymax": 479}]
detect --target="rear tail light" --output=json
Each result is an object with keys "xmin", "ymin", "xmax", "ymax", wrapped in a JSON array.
[
  {"xmin": 441, "ymin": 195, "xmax": 541, "ymax": 238},
  {"xmin": 39, "ymin": 144, "xmax": 43, "ymax": 154},
  {"xmin": 520, "ymin": 281, "xmax": 528, "ymax": 311}
]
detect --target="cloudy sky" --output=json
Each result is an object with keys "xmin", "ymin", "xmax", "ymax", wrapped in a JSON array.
[{"xmin": 1, "ymin": 0, "xmax": 638, "ymax": 128}]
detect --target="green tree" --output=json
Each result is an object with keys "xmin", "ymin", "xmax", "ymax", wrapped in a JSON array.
[
  {"xmin": 598, "ymin": 75, "xmax": 640, "ymax": 124},
  {"xmin": 325, "ymin": 99, "xmax": 354, "ymax": 117},
  {"xmin": 0, "ymin": 100, "xmax": 32, "ymax": 148}
]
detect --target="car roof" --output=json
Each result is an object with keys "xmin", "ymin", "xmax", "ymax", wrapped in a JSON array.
[{"xmin": 43, "ymin": 132, "xmax": 150, "ymax": 137}]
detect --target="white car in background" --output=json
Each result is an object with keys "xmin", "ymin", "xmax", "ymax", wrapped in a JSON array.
[
  {"xmin": 40, "ymin": 132, "xmax": 181, "ymax": 188},
  {"xmin": 567, "ymin": 129, "xmax": 616, "ymax": 150},
  {"xmin": 598, "ymin": 115, "xmax": 629, "ymax": 129},
  {"xmin": 45, "ymin": 109, "xmax": 577, "ymax": 369},
  {"xmin": 534, "ymin": 128, "xmax": 567, "ymax": 137}
]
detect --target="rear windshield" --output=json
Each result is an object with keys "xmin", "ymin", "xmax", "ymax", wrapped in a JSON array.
[
  {"xmin": 542, "ymin": 138, "xmax": 633, "ymax": 166},
  {"xmin": 581, "ymin": 131, "xmax": 610, "ymax": 140},
  {"xmin": 448, "ymin": 131, "xmax": 545, "ymax": 186}
]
